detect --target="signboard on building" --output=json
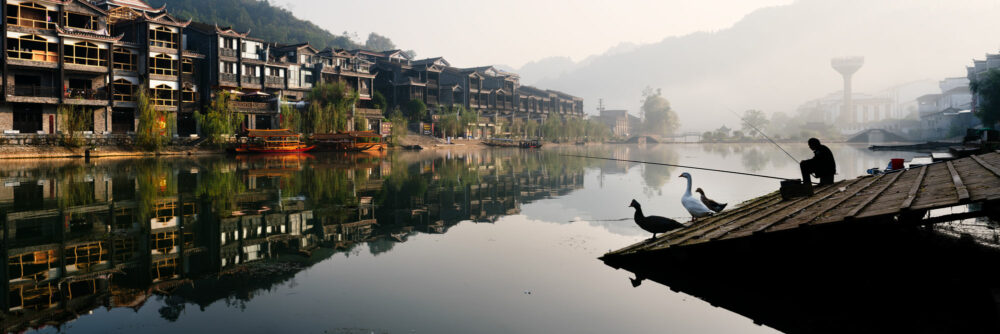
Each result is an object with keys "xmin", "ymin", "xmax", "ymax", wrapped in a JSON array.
[
  {"xmin": 381, "ymin": 122, "xmax": 392, "ymax": 136},
  {"xmin": 423, "ymin": 123, "xmax": 432, "ymax": 135}
]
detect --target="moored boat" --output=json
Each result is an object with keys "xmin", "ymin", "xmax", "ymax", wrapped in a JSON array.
[
  {"xmin": 519, "ymin": 139, "xmax": 543, "ymax": 148},
  {"xmin": 233, "ymin": 129, "xmax": 314, "ymax": 153},
  {"xmin": 311, "ymin": 131, "xmax": 386, "ymax": 152}
]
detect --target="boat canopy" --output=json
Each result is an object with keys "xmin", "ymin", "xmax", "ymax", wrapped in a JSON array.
[{"xmin": 246, "ymin": 129, "xmax": 299, "ymax": 138}]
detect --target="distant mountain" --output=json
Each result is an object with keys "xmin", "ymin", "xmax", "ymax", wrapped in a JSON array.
[
  {"xmin": 527, "ymin": 0, "xmax": 1000, "ymax": 131},
  {"xmin": 148, "ymin": 0, "xmax": 379, "ymax": 50}
]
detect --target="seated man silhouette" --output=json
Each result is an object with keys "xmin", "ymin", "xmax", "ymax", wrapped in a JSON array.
[{"xmin": 800, "ymin": 138, "xmax": 836, "ymax": 186}]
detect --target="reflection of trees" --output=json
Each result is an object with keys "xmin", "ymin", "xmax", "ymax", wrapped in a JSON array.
[
  {"xmin": 57, "ymin": 163, "xmax": 95, "ymax": 209},
  {"xmin": 701, "ymin": 144, "xmax": 732, "ymax": 158},
  {"xmin": 195, "ymin": 160, "xmax": 244, "ymax": 216},
  {"xmin": 636, "ymin": 147, "xmax": 678, "ymax": 194},
  {"xmin": 135, "ymin": 159, "xmax": 176, "ymax": 221},
  {"xmin": 740, "ymin": 147, "xmax": 768, "ymax": 172}
]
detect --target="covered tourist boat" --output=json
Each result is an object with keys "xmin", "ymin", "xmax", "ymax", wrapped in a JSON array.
[
  {"xmin": 311, "ymin": 131, "xmax": 387, "ymax": 152},
  {"xmin": 233, "ymin": 129, "xmax": 315, "ymax": 153}
]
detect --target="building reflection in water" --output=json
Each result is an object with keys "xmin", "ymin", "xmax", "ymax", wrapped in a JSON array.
[{"xmin": 0, "ymin": 149, "xmax": 590, "ymax": 332}]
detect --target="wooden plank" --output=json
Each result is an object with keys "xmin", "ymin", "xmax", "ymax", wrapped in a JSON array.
[
  {"xmin": 946, "ymin": 161, "xmax": 970, "ymax": 202},
  {"xmin": 900, "ymin": 165, "xmax": 927, "ymax": 210},
  {"xmin": 701, "ymin": 181, "xmax": 860, "ymax": 241},
  {"xmin": 845, "ymin": 170, "xmax": 904, "ymax": 219},
  {"xmin": 971, "ymin": 155, "xmax": 1000, "ymax": 178},
  {"xmin": 652, "ymin": 193, "xmax": 783, "ymax": 247},
  {"xmin": 751, "ymin": 177, "xmax": 873, "ymax": 234}
]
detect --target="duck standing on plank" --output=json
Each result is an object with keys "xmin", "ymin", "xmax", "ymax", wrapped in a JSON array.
[
  {"xmin": 696, "ymin": 188, "xmax": 727, "ymax": 212},
  {"xmin": 679, "ymin": 172, "xmax": 715, "ymax": 221},
  {"xmin": 629, "ymin": 199, "xmax": 685, "ymax": 239}
]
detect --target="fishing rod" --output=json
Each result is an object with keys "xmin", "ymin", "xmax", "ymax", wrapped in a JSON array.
[
  {"xmin": 562, "ymin": 154, "xmax": 792, "ymax": 181},
  {"xmin": 728, "ymin": 109, "xmax": 800, "ymax": 164}
]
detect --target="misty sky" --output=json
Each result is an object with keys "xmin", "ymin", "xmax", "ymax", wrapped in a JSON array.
[{"xmin": 277, "ymin": 0, "xmax": 792, "ymax": 68}]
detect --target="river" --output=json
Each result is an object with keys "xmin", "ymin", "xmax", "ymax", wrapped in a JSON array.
[{"xmin": 0, "ymin": 144, "xmax": 924, "ymax": 333}]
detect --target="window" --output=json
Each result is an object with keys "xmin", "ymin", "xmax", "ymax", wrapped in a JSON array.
[
  {"xmin": 7, "ymin": 34, "xmax": 57, "ymax": 62},
  {"xmin": 6, "ymin": 2, "xmax": 56, "ymax": 29},
  {"xmin": 113, "ymin": 47, "xmax": 137, "ymax": 71},
  {"xmin": 182, "ymin": 58, "xmax": 194, "ymax": 74},
  {"xmin": 64, "ymin": 242, "xmax": 107, "ymax": 270},
  {"xmin": 151, "ymin": 84, "xmax": 177, "ymax": 106},
  {"xmin": 149, "ymin": 54, "xmax": 177, "ymax": 76},
  {"xmin": 63, "ymin": 12, "xmax": 98, "ymax": 30},
  {"xmin": 64, "ymin": 41, "xmax": 107, "ymax": 67},
  {"xmin": 149, "ymin": 26, "xmax": 177, "ymax": 49},
  {"xmin": 221, "ymin": 61, "xmax": 237, "ymax": 74},
  {"xmin": 113, "ymin": 79, "xmax": 136, "ymax": 102},
  {"xmin": 182, "ymin": 86, "xmax": 196, "ymax": 103}
]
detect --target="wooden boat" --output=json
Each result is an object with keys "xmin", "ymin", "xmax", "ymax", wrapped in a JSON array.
[
  {"xmin": 311, "ymin": 131, "xmax": 386, "ymax": 152},
  {"xmin": 483, "ymin": 138, "xmax": 518, "ymax": 147},
  {"xmin": 233, "ymin": 129, "xmax": 314, "ymax": 153},
  {"xmin": 519, "ymin": 139, "xmax": 543, "ymax": 148}
]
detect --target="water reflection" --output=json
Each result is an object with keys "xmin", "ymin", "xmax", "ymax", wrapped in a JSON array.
[
  {"xmin": 0, "ymin": 144, "xmax": 935, "ymax": 333},
  {"xmin": 0, "ymin": 150, "xmax": 601, "ymax": 332}
]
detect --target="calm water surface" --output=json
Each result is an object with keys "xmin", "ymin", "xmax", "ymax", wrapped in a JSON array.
[{"xmin": 0, "ymin": 144, "xmax": 918, "ymax": 333}]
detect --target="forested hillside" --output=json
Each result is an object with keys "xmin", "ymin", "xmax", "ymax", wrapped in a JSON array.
[{"xmin": 147, "ymin": 0, "xmax": 394, "ymax": 51}]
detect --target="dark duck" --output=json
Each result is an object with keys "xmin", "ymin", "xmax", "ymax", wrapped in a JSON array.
[
  {"xmin": 695, "ymin": 188, "xmax": 727, "ymax": 212},
  {"xmin": 628, "ymin": 199, "xmax": 686, "ymax": 239}
]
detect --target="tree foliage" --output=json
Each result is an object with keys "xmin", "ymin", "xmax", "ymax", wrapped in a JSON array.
[
  {"xmin": 58, "ymin": 105, "xmax": 92, "ymax": 147},
  {"xmin": 136, "ymin": 83, "xmax": 174, "ymax": 151},
  {"xmin": 147, "ymin": 0, "xmax": 390, "ymax": 51},
  {"xmin": 372, "ymin": 91, "xmax": 388, "ymax": 115},
  {"xmin": 196, "ymin": 90, "xmax": 240, "ymax": 147},
  {"xmin": 404, "ymin": 99, "xmax": 427, "ymax": 122},
  {"xmin": 640, "ymin": 88, "xmax": 680, "ymax": 136},
  {"xmin": 387, "ymin": 110, "xmax": 407, "ymax": 146},
  {"xmin": 307, "ymin": 82, "xmax": 358, "ymax": 134},
  {"xmin": 537, "ymin": 116, "xmax": 611, "ymax": 141},
  {"xmin": 364, "ymin": 32, "xmax": 395, "ymax": 51},
  {"xmin": 280, "ymin": 104, "xmax": 301, "ymax": 132},
  {"xmin": 740, "ymin": 109, "xmax": 769, "ymax": 138},
  {"xmin": 970, "ymin": 68, "xmax": 1000, "ymax": 127}
]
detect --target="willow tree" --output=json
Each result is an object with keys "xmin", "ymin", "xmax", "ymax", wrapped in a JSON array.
[
  {"xmin": 280, "ymin": 104, "xmax": 302, "ymax": 132},
  {"xmin": 459, "ymin": 108, "xmax": 478, "ymax": 137},
  {"xmin": 58, "ymin": 105, "xmax": 93, "ymax": 147},
  {"xmin": 197, "ymin": 90, "xmax": 240, "ymax": 147},
  {"xmin": 388, "ymin": 110, "xmax": 408, "ymax": 146},
  {"xmin": 307, "ymin": 82, "xmax": 359, "ymax": 134},
  {"xmin": 136, "ymin": 83, "xmax": 174, "ymax": 151}
]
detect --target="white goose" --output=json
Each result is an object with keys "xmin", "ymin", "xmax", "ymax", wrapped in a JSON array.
[{"xmin": 679, "ymin": 172, "xmax": 714, "ymax": 221}]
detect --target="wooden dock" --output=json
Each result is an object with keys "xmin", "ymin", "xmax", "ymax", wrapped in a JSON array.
[
  {"xmin": 599, "ymin": 152, "xmax": 1000, "ymax": 333},
  {"xmin": 604, "ymin": 151, "xmax": 1000, "ymax": 259}
]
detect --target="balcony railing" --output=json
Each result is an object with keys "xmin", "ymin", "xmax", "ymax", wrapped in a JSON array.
[
  {"xmin": 220, "ymin": 48, "xmax": 237, "ymax": 58},
  {"xmin": 353, "ymin": 108, "xmax": 382, "ymax": 118},
  {"xmin": 220, "ymin": 73, "xmax": 238, "ymax": 83},
  {"xmin": 65, "ymin": 88, "xmax": 107, "ymax": 100},
  {"xmin": 241, "ymin": 75, "xmax": 261, "ymax": 84},
  {"xmin": 264, "ymin": 76, "xmax": 284, "ymax": 86},
  {"xmin": 7, "ymin": 85, "xmax": 59, "ymax": 98},
  {"xmin": 231, "ymin": 101, "xmax": 272, "ymax": 112}
]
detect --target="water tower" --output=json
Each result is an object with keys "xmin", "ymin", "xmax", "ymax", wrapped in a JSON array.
[{"xmin": 831, "ymin": 57, "xmax": 864, "ymax": 123}]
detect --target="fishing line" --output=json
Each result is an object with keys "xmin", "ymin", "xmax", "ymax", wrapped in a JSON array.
[
  {"xmin": 562, "ymin": 154, "xmax": 792, "ymax": 181},
  {"xmin": 568, "ymin": 216, "xmax": 690, "ymax": 222},
  {"xmin": 727, "ymin": 108, "xmax": 800, "ymax": 164}
]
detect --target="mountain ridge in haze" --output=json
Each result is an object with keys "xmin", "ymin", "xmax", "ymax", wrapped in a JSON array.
[{"xmin": 519, "ymin": 0, "xmax": 1000, "ymax": 131}]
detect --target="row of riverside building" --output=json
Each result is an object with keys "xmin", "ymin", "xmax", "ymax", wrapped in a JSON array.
[{"xmin": 0, "ymin": 0, "xmax": 584, "ymax": 139}]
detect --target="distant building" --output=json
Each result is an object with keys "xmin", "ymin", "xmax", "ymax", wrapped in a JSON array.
[
  {"xmin": 596, "ymin": 109, "xmax": 630, "ymax": 137},
  {"xmin": 911, "ymin": 77, "xmax": 975, "ymax": 139},
  {"xmin": 0, "ymin": 0, "xmax": 584, "ymax": 139},
  {"xmin": 796, "ymin": 91, "xmax": 899, "ymax": 135}
]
